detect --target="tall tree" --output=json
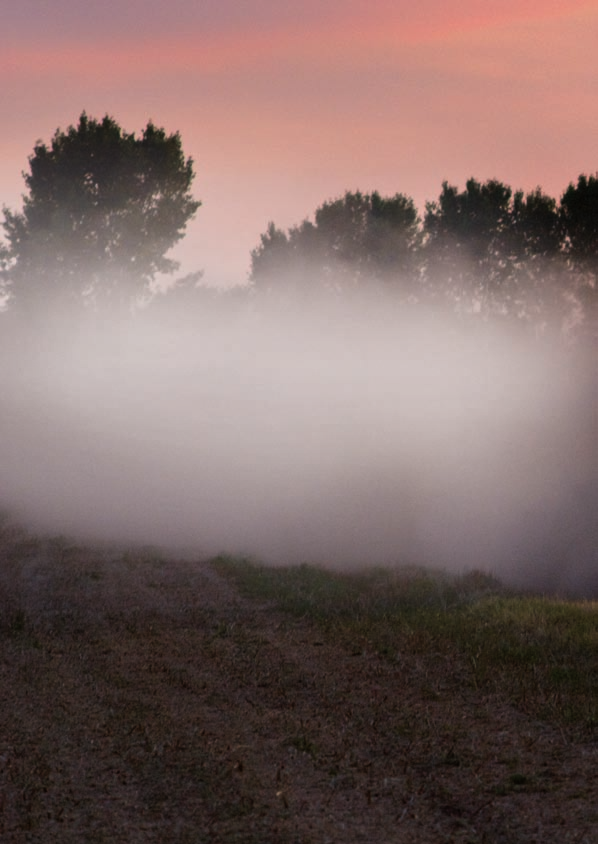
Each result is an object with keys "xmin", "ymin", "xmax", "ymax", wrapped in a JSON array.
[
  {"xmin": 511, "ymin": 187, "xmax": 561, "ymax": 261},
  {"xmin": 249, "ymin": 222, "xmax": 297, "ymax": 293},
  {"xmin": 560, "ymin": 174, "xmax": 598, "ymax": 340},
  {"xmin": 509, "ymin": 187, "xmax": 566, "ymax": 331},
  {"xmin": 250, "ymin": 191, "xmax": 422, "ymax": 299},
  {"xmin": 423, "ymin": 178, "xmax": 516, "ymax": 315},
  {"xmin": 560, "ymin": 174, "xmax": 598, "ymax": 266},
  {"xmin": 2, "ymin": 113, "xmax": 200, "ymax": 314},
  {"xmin": 422, "ymin": 178, "xmax": 584, "ymax": 336}
]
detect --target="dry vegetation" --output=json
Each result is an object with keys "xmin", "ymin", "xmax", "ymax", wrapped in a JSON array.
[{"xmin": 1, "ymin": 522, "xmax": 597, "ymax": 843}]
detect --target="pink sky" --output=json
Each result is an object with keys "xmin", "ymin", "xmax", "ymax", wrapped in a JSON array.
[{"xmin": 2, "ymin": 0, "xmax": 596, "ymax": 287}]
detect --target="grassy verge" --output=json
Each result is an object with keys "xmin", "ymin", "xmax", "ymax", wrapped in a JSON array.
[{"xmin": 213, "ymin": 557, "xmax": 598, "ymax": 736}]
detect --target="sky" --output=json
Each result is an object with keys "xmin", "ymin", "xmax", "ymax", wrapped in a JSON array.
[{"xmin": 2, "ymin": 0, "xmax": 597, "ymax": 287}]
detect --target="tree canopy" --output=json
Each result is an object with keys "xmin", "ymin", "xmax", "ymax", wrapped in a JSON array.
[
  {"xmin": 423, "ymin": 178, "xmax": 516, "ymax": 311},
  {"xmin": 250, "ymin": 191, "xmax": 421, "ymax": 299},
  {"xmin": 250, "ymin": 176, "xmax": 597, "ymax": 341},
  {"xmin": 422, "ymin": 179, "xmax": 568, "ymax": 322},
  {"xmin": 559, "ymin": 175, "xmax": 598, "ymax": 333},
  {"xmin": 2, "ymin": 113, "xmax": 200, "ymax": 314},
  {"xmin": 0, "ymin": 116, "xmax": 594, "ymax": 345}
]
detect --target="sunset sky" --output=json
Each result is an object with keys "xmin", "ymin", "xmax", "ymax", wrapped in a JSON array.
[{"xmin": 2, "ymin": 0, "xmax": 597, "ymax": 287}]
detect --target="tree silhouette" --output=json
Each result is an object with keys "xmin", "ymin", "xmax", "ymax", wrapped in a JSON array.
[
  {"xmin": 249, "ymin": 222, "xmax": 298, "ymax": 293},
  {"xmin": 423, "ymin": 179, "xmax": 517, "ymax": 315},
  {"xmin": 2, "ymin": 113, "xmax": 200, "ymax": 314},
  {"xmin": 422, "ymin": 178, "xmax": 593, "ymax": 336},
  {"xmin": 512, "ymin": 187, "xmax": 562, "ymax": 261},
  {"xmin": 560, "ymin": 174, "xmax": 598, "ymax": 340},
  {"xmin": 250, "ymin": 191, "xmax": 422, "ymax": 299},
  {"xmin": 508, "ymin": 187, "xmax": 566, "ymax": 331},
  {"xmin": 561, "ymin": 174, "xmax": 598, "ymax": 266}
]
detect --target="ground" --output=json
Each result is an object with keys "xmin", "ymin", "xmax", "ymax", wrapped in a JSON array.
[{"xmin": 0, "ymin": 533, "xmax": 596, "ymax": 843}]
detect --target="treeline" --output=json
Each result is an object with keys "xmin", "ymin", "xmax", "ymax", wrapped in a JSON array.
[
  {"xmin": 0, "ymin": 112, "xmax": 596, "ymax": 343},
  {"xmin": 250, "ymin": 180, "xmax": 597, "ymax": 340}
]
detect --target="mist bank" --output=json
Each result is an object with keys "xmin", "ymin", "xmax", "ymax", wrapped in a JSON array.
[{"xmin": 0, "ymin": 294, "xmax": 595, "ymax": 596}]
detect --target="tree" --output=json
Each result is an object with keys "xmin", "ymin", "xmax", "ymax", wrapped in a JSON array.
[
  {"xmin": 2, "ymin": 112, "xmax": 200, "ymax": 314},
  {"xmin": 249, "ymin": 177, "xmax": 594, "ymax": 340},
  {"xmin": 423, "ymin": 179, "xmax": 516, "ymax": 315},
  {"xmin": 423, "ymin": 178, "xmax": 580, "ymax": 335},
  {"xmin": 511, "ymin": 187, "xmax": 561, "ymax": 261},
  {"xmin": 560, "ymin": 174, "xmax": 598, "ymax": 266},
  {"xmin": 250, "ymin": 191, "xmax": 422, "ymax": 299},
  {"xmin": 508, "ymin": 187, "xmax": 566, "ymax": 331},
  {"xmin": 560, "ymin": 174, "xmax": 598, "ymax": 339},
  {"xmin": 249, "ymin": 222, "xmax": 297, "ymax": 292}
]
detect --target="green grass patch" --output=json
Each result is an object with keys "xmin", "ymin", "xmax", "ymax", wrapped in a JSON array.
[{"xmin": 213, "ymin": 557, "xmax": 598, "ymax": 734}]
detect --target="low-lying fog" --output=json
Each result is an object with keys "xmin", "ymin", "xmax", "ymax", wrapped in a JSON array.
[{"xmin": 1, "ymin": 292, "xmax": 596, "ymax": 596}]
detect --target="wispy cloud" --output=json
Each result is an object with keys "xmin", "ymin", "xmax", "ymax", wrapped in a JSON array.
[{"xmin": 3, "ymin": 1, "xmax": 595, "ymax": 84}]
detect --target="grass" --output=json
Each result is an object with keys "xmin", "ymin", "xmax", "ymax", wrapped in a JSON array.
[{"xmin": 213, "ymin": 557, "xmax": 598, "ymax": 735}]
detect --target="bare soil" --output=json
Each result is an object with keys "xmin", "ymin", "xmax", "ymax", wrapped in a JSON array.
[{"xmin": 0, "ymin": 536, "xmax": 597, "ymax": 843}]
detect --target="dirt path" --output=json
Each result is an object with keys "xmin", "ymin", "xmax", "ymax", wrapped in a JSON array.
[{"xmin": 0, "ymin": 539, "xmax": 597, "ymax": 842}]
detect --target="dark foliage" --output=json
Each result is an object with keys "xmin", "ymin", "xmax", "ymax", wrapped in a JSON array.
[
  {"xmin": 250, "ymin": 190, "xmax": 421, "ymax": 300},
  {"xmin": 559, "ymin": 174, "xmax": 598, "ymax": 337},
  {"xmin": 2, "ymin": 113, "xmax": 200, "ymax": 314},
  {"xmin": 251, "ymin": 177, "xmax": 597, "ymax": 341}
]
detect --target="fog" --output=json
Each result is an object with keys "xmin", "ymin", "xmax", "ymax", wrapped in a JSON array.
[{"xmin": 1, "ymin": 291, "xmax": 596, "ymax": 596}]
